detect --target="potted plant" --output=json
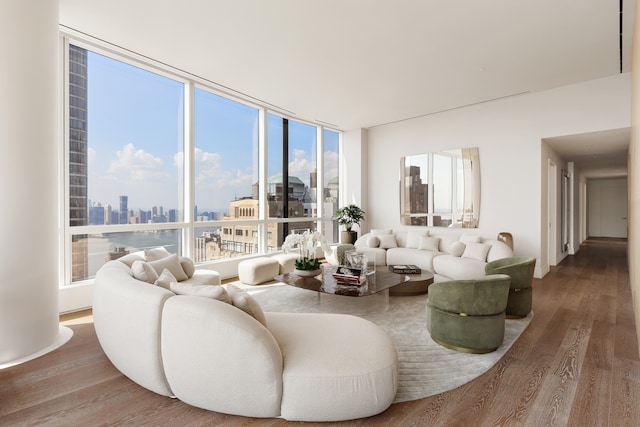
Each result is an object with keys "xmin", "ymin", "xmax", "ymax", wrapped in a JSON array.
[
  {"xmin": 335, "ymin": 204, "xmax": 365, "ymax": 244},
  {"xmin": 282, "ymin": 230, "xmax": 330, "ymax": 277}
]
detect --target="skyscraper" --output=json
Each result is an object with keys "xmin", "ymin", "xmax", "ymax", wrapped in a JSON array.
[
  {"xmin": 119, "ymin": 195, "xmax": 128, "ymax": 224},
  {"xmin": 69, "ymin": 44, "xmax": 88, "ymax": 280}
]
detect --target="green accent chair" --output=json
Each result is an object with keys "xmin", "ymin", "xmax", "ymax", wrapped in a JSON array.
[
  {"xmin": 485, "ymin": 256, "xmax": 536, "ymax": 318},
  {"xmin": 426, "ymin": 275, "xmax": 511, "ymax": 354}
]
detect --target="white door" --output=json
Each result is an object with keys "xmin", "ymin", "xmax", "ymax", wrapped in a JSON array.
[{"xmin": 600, "ymin": 184, "xmax": 628, "ymax": 238}]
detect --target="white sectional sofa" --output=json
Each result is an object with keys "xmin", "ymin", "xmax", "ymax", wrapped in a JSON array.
[
  {"xmin": 93, "ymin": 249, "xmax": 399, "ymax": 422},
  {"xmin": 354, "ymin": 229, "xmax": 514, "ymax": 282}
]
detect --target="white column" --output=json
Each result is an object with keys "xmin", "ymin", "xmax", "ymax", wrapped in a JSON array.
[{"xmin": 0, "ymin": 0, "xmax": 61, "ymax": 364}]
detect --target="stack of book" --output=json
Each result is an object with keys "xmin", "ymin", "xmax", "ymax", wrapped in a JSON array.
[
  {"xmin": 332, "ymin": 266, "xmax": 364, "ymax": 286},
  {"xmin": 389, "ymin": 264, "xmax": 421, "ymax": 274}
]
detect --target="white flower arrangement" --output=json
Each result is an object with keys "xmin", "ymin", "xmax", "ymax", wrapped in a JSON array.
[{"xmin": 282, "ymin": 230, "xmax": 331, "ymax": 271}]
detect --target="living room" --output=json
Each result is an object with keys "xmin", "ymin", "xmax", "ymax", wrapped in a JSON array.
[{"xmin": 2, "ymin": 1, "xmax": 640, "ymax": 424}]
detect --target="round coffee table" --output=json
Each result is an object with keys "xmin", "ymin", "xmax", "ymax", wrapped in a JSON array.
[{"xmin": 388, "ymin": 271, "xmax": 434, "ymax": 296}]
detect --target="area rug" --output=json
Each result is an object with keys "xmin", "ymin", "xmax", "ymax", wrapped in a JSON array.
[{"xmin": 229, "ymin": 281, "xmax": 532, "ymax": 403}]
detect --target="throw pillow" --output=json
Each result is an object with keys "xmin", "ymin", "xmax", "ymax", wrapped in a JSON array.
[
  {"xmin": 367, "ymin": 236, "xmax": 380, "ymax": 248},
  {"xmin": 148, "ymin": 253, "xmax": 188, "ymax": 282},
  {"xmin": 461, "ymin": 242, "xmax": 491, "ymax": 261},
  {"xmin": 406, "ymin": 231, "xmax": 429, "ymax": 249},
  {"xmin": 370, "ymin": 229, "xmax": 393, "ymax": 236},
  {"xmin": 169, "ymin": 282, "xmax": 231, "ymax": 303},
  {"xmin": 179, "ymin": 256, "xmax": 195, "ymax": 278},
  {"xmin": 117, "ymin": 253, "xmax": 145, "ymax": 267},
  {"xmin": 418, "ymin": 236, "xmax": 440, "ymax": 252},
  {"xmin": 131, "ymin": 260, "xmax": 159, "ymax": 284},
  {"xmin": 226, "ymin": 284, "xmax": 267, "ymax": 327},
  {"xmin": 377, "ymin": 234, "xmax": 398, "ymax": 249},
  {"xmin": 448, "ymin": 241, "xmax": 466, "ymax": 257},
  {"xmin": 155, "ymin": 268, "xmax": 177, "ymax": 290},
  {"xmin": 144, "ymin": 246, "xmax": 172, "ymax": 261},
  {"xmin": 459, "ymin": 233, "xmax": 482, "ymax": 244}
]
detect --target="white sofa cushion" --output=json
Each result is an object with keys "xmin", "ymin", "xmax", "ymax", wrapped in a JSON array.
[
  {"xmin": 131, "ymin": 260, "xmax": 159, "ymax": 284},
  {"xmin": 485, "ymin": 239, "xmax": 515, "ymax": 262},
  {"xmin": 181, "ymin": 270, "xmax": 222, "ymax": 286},
  {"xmin": 170, "ymin": 281, "xmax": 231, "ymax": 303},
  {"xmin": 462, "ymin": 242, "xmax": 491, "ymax": 261},
  {"xmin": 378, "ymin": 234, "xmax": 398, "ymax": 249},
  {"xmin": 226, "ymin": 284, "xmax": 267, "ymax": 327},
  {"xmin": 144, "ymin": 246, "xmax": 172, "ymax": 261},
  {"xmin": 266, "ymin": 312, "xmax": 398, "ymax": 422},
  {"xmin": 117, "ymin": 252, "xmax": 145, "ymax": 267},
  {"xmin": 179, "ymin": 256, "xmax": 195, "ymax": 278},
  {"xmin": 418, "ymin": 236, "xmax": 440, "ymax": 251},
  {"xmin": 148, "ymin": 253, "xmax": 189, "ymax": 282},
  {"xmin": 433, "ymin": 254, "xmax": 487, "ymax": 280},
  {"xmin": 367, "ymin": 235, "xmax": 380, "ymax": 247},
  {"xmin": 448, "ymin": 241, "xmax": 466, "ymax": 257},
  {"xmin": 460, "ymin": 233, "xmax": 482, "ymax": 244},
  {"xmin": 161, "ymin": 296, "xmax": 283, "ymax": 418},
  {"xmin": 405, "ymin": 230, "xmax": 429, "ymax": 249}
]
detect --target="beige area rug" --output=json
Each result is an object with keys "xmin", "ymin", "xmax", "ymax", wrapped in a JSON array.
[{"xmin": 229, "ymin": 281, "xmax": 533, "ymax": 403}]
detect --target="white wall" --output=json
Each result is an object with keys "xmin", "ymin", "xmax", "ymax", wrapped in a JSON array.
[
  {"xmin": 0, "ymin": 1, "xmax": 61, "ymax": 363},
  {"xmin": 363, "ymin": 73, "xmax": 631, "ymax": 278}
]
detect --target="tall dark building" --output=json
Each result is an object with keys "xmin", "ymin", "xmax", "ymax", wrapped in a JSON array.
[
  {"xmin": 69, "ymin": 44, "xmax": 88, "ymax": 281},
  {"xmin": 119, "ymin": 195, "xmax": 128, "ymax": 224}
]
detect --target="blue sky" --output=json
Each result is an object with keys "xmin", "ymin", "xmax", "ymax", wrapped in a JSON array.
[{"xmin": 85, "ymin": 49, "xmax": 339, "ymax": 214}]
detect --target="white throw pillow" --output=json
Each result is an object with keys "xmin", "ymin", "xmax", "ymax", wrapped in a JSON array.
[
  {"xmin": 170, "ymin": 281, "xmax": 231, "ymax": 303},
  {"xmin": 117, "ymin": 253, "xmax": 145, "ymax": 267},
  {"xmin": 148, "ymin": 253, "xmax": 188, "ymax": 282},
  {"xmin": 406, "ymin": 231, "xmax": 429, "ymax": 249},
  {"xmin": 461, "ymin": 242, "xmax": 491, "ymax": 261},
  {"xmin": 371, "ymin": 229, "xmax": 393, "ymax": 236},
  {"xmin": 155, "ymin": 268, "xmax": 177, "ymax": 290},
  {"xmin": 226, "ymin": 284, "xmax": 267, "ymax": 327},
  {"xmin": 144, "ymin": 246, "xmax": 172, "ymax": 261},
  {"xmin": 131, "ymin": 260, "xmax": 159, "ymax": 284},
  {"xmin": 367, "ymin": 236, "xmax": 380, "ymax": 248},
  {"xmin": 448, "ymin": 241, "xmax": 466, "ymax": 257},
  {"xmin": 179, "ymin": 256, "xmax": 195, "ymax": 278},
  {"xmin": 377, "ymin": 234, "xmax": 398, "ymax": 249},
  {"xmin": 459, "ymin": 233, "xmax": 482, "ymax": 244},
  {"xmin": 418, "ymin": 236, "xmax": 440, "ymax": 252}
]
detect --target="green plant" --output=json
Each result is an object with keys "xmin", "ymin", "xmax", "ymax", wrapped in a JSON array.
[
  {"xmin": 335, "ymin": 204, "xmax": 365, "ymax": 231},
  {"xmin": 294, "ymin": 256, "xmax": 322, "ymax": 271}
]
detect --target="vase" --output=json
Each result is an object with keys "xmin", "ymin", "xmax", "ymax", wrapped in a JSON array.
[{"xmin": 294, "ymin": 268, "xmax": 321, "ymax": 277}]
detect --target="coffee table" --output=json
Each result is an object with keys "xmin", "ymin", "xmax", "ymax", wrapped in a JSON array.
[
  {"xmin": 388, "ymin": 270, "xmax": 434, "ymax": 296},
  {"xmin": 275, "ymin": 264, "xmax": 409, "ymax": 314}
]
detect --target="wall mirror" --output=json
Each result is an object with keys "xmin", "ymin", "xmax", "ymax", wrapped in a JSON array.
[{"xmin": 400, "ymin": 147, "xmax": 480, "ymax": 228}]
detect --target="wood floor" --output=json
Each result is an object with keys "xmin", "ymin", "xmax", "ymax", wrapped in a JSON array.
[{"xmin": 1, "ymin": 239, "xmax": 639, "ymax": 426}]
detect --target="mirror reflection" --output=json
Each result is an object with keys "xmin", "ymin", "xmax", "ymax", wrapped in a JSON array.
[{"xmin": 400, "ymin": 147, "xmax": 480, "ymax": 228}]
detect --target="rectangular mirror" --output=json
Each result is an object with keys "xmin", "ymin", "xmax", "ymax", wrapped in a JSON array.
[{"xmin": 400, "ymin": 147, "xmax": 480, "ymax": 228}]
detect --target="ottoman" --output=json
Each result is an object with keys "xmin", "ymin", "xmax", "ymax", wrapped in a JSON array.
[
  {"xmin": 238, "ymin": 257, "xmax": 280, "ymax": 285},
  {"xmin": 271, "ymin": 253, "xmax": 300, "ymax": 274}
]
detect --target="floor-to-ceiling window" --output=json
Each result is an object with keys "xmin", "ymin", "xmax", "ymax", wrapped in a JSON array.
[{"xmin": 62, "ymin": 36, "xmax": 341, "ymax": 285}]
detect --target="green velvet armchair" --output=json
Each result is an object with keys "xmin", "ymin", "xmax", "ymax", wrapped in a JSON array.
[
  {"xmin": 484, "ymin": 256, "xmax": 536, "ymax": 318},
  {"xmin": 426, "ymin": 274, "xmax": 511, "ymax": 354}
]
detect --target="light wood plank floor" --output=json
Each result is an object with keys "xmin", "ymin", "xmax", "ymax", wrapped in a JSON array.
[{"xmin": 1, "ymin": 239, "xmax": 638, "ymax": 426}]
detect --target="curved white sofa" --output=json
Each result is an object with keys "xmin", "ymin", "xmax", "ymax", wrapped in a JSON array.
[
  {"xmin": 93, "ymin": 253, "xmax": 398, "ymax": 422},
  {"xmin": 354, "ymin": 229, "xmax": 514, "ymax": 282}
]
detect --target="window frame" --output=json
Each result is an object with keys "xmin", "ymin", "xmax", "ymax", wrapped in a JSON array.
[{"xmin": 61, "ymin": 31, "xmax": 342, "ymax": 287}]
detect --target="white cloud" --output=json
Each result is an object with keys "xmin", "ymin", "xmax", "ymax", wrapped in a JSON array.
[
  {"xmin": 288, "ymin": 148, "xmax": 315, "ymax": 184},
  {"xmin": 108, "ymin": 143, "xmax": 167, "ymax": 181}
]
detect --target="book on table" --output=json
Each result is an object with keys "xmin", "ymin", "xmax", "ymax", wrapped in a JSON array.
[{"xmin": 389, "ymin": 264, "xmax": 421, "ymax": 274}]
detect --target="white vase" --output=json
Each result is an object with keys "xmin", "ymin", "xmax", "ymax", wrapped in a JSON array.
[{"xmin": 294, "ymin": 268, "xmax": 321, "ymax": 277}]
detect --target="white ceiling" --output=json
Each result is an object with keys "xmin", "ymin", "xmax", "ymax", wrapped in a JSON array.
[{"xmin": 59, "ymin": 0, "xmax": 635, "ymax": 172}]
